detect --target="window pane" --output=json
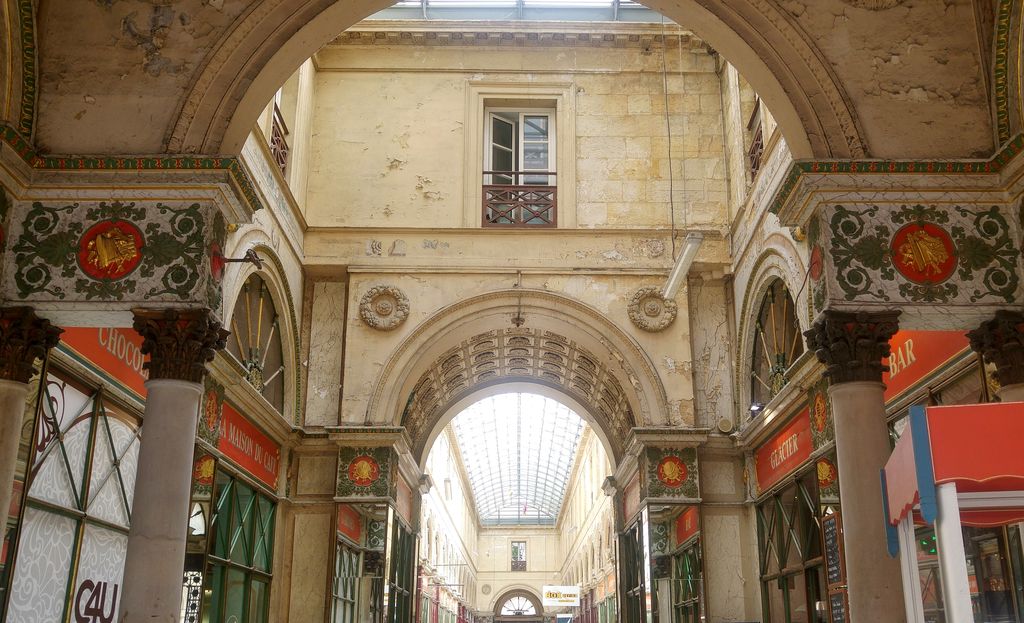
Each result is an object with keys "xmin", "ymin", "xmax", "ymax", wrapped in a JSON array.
[
  {"xmin": 249, "ymin": 579, "xmax": 269, "ymax": 623},
  {"xmin": 523, "ymin": 143, "xmax": 548, "ymax": 170},
  {"xmin": 202, "ymin": 564, "xmax": 226, "ymax": 623},
  {"xmin": 523, "ymin": 115, "xmax": 548, "ymax": 139},
  {"xmin": 787, "ymin": 573, "xmax": 809, "ymax": 623},
  {"xmin": 223, "ymin": 568, "xmax": 248, "ymax": 621},
  {"xmin": 492, "ymin": 117, "xmax": 514, "ymax": 148},
  {"xmin": 230, "ymin": 481, "xmax": 255, "ymax": 565},
  {"xmin": 492, "ymin": 147, "xmax": 514, "ymax": 173}
]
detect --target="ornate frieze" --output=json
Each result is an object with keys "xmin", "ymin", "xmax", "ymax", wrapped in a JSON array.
[
  {"xmin": 0, "ymin": 306, "xmax": 62, "ymax": 383},
  {"xmin": 643, "ymin": 447, "xmax": 698, "ymax": 499},
  {"xmin": 336, "ymin": 446, "xmax": 396, "ymax": 499},
  {"xmin": 132, "ymin": 308, "xmax": 228, "ymax": 384},
  {"xmin": 359, "ymin": 285, "xmax": 410, "ymax": 331},
  {"xmin": 967, "ymin": 310, "xmax": 1024, "ymax": 388},
  {"xmin": 2, "ymin": 200, "xmax": 229, "ymax": 313},
  {"xmin": 804, "ymin": 310, "xmax": 901, "ymax": 385},
  {"xmin": 627, "ymin": 287, "xmax": 677, "ymax": 333}
]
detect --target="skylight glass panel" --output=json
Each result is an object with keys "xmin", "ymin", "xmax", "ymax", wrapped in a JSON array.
[{"xmin": 450, "ymin": 393, "xmax": 584, "ymax": 526}]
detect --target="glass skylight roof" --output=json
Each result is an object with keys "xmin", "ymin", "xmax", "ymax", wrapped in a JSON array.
[
  {"xmin": 449, "ymin": 393, "xmax": 584, "ymax": 525},
  {"xmin": 370, "ymin": 0, "xmax": 668, "ymax": 23}
]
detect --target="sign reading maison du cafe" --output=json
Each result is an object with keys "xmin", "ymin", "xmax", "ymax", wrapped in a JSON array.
[
  {"xmin": 219, "ymin": 402, "xmax": 281, "ymax": 489},
  {"xmin": 754, "ymin": 407, "xmax": 812, "ymax": 492}
]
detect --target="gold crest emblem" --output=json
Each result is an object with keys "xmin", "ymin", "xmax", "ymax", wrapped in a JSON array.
[
  {"xmin": 87, "ymin": 227, "xmax": 139, "ymax": 273},
  {"xmin": 897, "ymin": 229, "xmax": 950, "ymax": 277}
]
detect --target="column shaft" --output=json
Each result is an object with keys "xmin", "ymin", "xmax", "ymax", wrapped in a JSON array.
[
  {"xmin": 119, "ymin": 379, "xmax": 203, "ymax": 622},
  {"xmin": 829, "ymin": 381, "xmax": 906, "ymax": 622},
  {"xmin": 0, "ymin": 380, "xmax": 29, "ymax": 530}
]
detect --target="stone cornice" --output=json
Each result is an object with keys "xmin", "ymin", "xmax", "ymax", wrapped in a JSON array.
[
  {"xmin": 328, "ymin": 20, "xmax": 708, "ymax": 51},
  {"xmin": 769, "ymin": 134, "xmax": 1024, "ymax": 226},
  {"xmin": 0, "ymin": 124, "xmax": 264, "ymax": 219}
]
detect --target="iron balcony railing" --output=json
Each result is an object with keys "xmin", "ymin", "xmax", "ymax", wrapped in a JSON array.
[{"xmin": 482, "ymin": 171, "xmax": 556, "ymax": 227}]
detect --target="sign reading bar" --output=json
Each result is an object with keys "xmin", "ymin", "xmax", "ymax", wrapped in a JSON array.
[
  {"xmin": 882, "ymin": 330, "xmax": 970, "ymax": 401},
  {"xmin": 219, "ymin": 402, "xmax": 281, "ymax": 489},
  {"xmin": 542, "ymin": 586, "xmax": 581, "ymax": 607},
  {"xmin": 60, "ymin": 327, "xmax": 149, "ymax": 398},
  {"xmin": 754, "ymin": 408, "xmax": 812, "ymax": 492}
]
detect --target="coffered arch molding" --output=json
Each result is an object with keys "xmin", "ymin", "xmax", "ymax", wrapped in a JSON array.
[
  {"xmin": 167, "ymin": 0, "xmax": 862, "ymax": 159},
  {"xmin": 735, "ymin": 244, "xmax": 808, "ymax": 413},
  {"xmin": 367, "ymin": 289, "xmax": 669, "ymax": 460}
]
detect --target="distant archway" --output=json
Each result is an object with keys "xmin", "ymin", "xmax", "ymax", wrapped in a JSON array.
[{"xmin": 493, "ymin": 589, "xmax": 544, "ymax": 620}]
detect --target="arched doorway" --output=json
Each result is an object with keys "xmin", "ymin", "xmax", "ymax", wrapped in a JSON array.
[{"xmin": 494, "ymin": 590, "xmax": 544, "ymax": 622}]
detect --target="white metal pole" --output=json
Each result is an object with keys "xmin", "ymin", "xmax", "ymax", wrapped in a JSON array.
[
  {"xmin": 897, "ymin": 514, "xmax": 925, "ymax": 623},
  {"xmin": 935, "ymin": 483, "xmax": 973, "ymax": 623}
]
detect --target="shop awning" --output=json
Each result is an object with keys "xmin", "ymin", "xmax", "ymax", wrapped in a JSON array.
[{"xmin": 881, "ymin": 402, "xmax": 1024, "ymax": 556}]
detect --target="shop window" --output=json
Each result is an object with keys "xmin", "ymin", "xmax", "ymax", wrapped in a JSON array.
[
  {"xmin": 672, "ymin": 543, "xmax": 703, "ymax": 623},
  {"xmin": 750, "ymin": 280, "xmax": 804, "ymax": 413},
  {"xmin": 619, "ymin": 521, "xmax": 646, "ymax": 623},
  {"xmin": 756, "ymin": 470, "xmax": 828, "ymax": 623},
  {"xmin": 387, "ymin": 518, "xmax": 416, "ymax": 623},
  {"xmin": 226, "ymin": 274, "xmax": 286, "ymax": 413},
  {"xmin": 511, "ymin": 540, "xmax": 527, "ymax": 571},
  {"xmin": 484, "ymin": 109, "xmax": 557, "ymax": 227},
  {"xmin": 202, "ymin": 470, "xmax": 276, "ymax": 623},
  {"xmin": 4, "ymin": 373, "xmax": 141, "ymax": 623},
  {"xmin": 332, "ymin": 540, "xmax": 361, "ymax": 623}
]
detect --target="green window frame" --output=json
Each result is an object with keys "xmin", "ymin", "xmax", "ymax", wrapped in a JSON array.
[
  {"xmin": 386, "ymin": 517, "xmax": 416, "ymax": 623},
  {"xmin": 332, "ymin": 539, "xmax": 361, "ymax": 623},
  {"xmin": 203, "ymin": 469, "xmax": 276, "ymax": 623}
]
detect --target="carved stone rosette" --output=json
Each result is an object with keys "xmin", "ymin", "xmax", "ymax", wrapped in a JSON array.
[
  {"xmin": 804, "ymin": 310, "xmax": 901, "ymax": 384},
  {"xmin": 967, "ymin": 310, "xmax": 1024, "ymax": 388},
  {"xmin": 132, "ymin": 308, "xmax": 228, "ymax": 384},
  {"xmin": 627, "ymin": 287, "xmax": 677, "ymax": 332},
  {"xmin": 359, "ymin": 285, "xmax": 410, "ymax": 331},
  {"xmin": 0, "ymin": 307, "xmax": 63, "ymax": 383}
]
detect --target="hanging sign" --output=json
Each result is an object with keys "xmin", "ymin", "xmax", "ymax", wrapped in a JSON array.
[
  {"xmin": 337, "ymin": 504, "xmax": 363, "ymax": 543},
  {"xmin": 754, "ymin": 407, "xmax": 812, "ymax": 492},
  {"xmin": 882, "ymin": 330, "xmax": 970, "ymax": 402},
  {"xmin": 60, "ymin": 327, "xmax": 149, "ymax": 398},
  {"xmin": 219, "ymin": 402, "xmax": 281, "ymax": 489},
  {"xmin": 543, "ymin": 586, "xmax": 581, "ymax": 607}
]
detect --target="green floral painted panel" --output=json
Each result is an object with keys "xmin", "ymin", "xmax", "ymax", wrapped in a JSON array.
[
  {"xmin": 336, "ymin": 446, "xmax": 394, "ymax": 499},
  {"xmin": 645, "ymin": 447, "xmax": 698, "ymax": 499}
]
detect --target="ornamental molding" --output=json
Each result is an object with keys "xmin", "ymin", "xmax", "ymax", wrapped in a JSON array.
[
  {"xmin": 132, "ymin": 308, "xmax": 228, "ymax": 384},
  {"xmin": 0, "ymin": 306, "xmax": 63, "ymax": 383},
  {"xmin": 804, "ymin": 309, "xmax": 900, "ymax": 385},
  {"xmin": 968, "ymin": 310, "xmax": 1024, "ymax": 388},
  {"xmin": 839, "ymin": 0, "xmax": 906, "ymax": 8},
  {"xmin": 627, "ymin": 287, "xmax": 677, "ymax": 333},
  {"xmin": 329, "ymin": 26, "xmax": 710, "ymax": 51},
  {"xmin": 360, "ymin": 285, "xmax": 410, "ymax": 331}
]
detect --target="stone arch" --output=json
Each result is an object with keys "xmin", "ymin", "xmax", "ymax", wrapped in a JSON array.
[
  {"xmin": 368, "ymin": 289, "xmax": 668, "ymax": 464},
  {"xmin": 162, "ymin": 0, "xmax": 865, "ymax": 160},
  {"xmin": 220, "ymin": 243, "xmax": 301, "ymax": 424},
  {"xmin": 491, "ymin": 587, "xmax": 544, "ymax": 617},
  {"xmin": 735, "ymin": 247, "xmax": 809, "ymax": 413}
]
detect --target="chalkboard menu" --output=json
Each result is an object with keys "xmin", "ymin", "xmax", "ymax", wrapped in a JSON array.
[
  {"xmin": 829, "ymin": 592, "xmax": 847, "ymax": 623},
  {"xmin": 822, "ymin": 514, "xmax": 844, "ymax": 587}
]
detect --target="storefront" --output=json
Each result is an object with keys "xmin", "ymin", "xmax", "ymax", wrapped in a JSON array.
[
  {"xmin": 882, "ymin": 331, "xmax": 1024, "ymax": 623},
  {"xmin": 669, "ymin": 506, "xmax": 702, "ymax": 623},
  {"xmin": 0, "ymin": 322, "xmax": 287, "ymax": 623},
  {"xmin": 751, "ymin": 381, "xmax": 843, "ymax": 623},
  {"xmin": 882, "ymin": 403, "xmax": 1024, "ymax": 623}
]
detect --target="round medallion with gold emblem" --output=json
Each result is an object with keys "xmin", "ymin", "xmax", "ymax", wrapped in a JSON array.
[
  {"xmin": 656, "ymin": 455, "xmax": 688, "ymax": 488},
  {"xmin": 348, "ymin": 455, "xmax": 381, "ymax": 487},
  {"xmin": 78, "ymin": 220, "xmax": 145, "ymax": 280},
  {"xmin": 890, "ymin": 223, "xmax": 956, "ymax": 285},
  {"xmin": 816, "ymin": 458, "xmax": 838, "ymax": 489}
]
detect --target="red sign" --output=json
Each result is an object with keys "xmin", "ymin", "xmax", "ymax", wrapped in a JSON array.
[
  {"xmin": 219, "ymin": 402, "xmax": 281, "ymax": 489},
  {"xmin": 754, "ymin": 408, "xmax": 812, "ymax": 492},
  {"xmin": 674, "ymin": 506, "xmax": 700, "ymax": 545},
  {"xmin": 61, "ymin": 327, "xmax": 149, "ymax": 398},
  {"xmin": 883, "ymin": 330, "xmax": 970, "ymax": 401},
  {"xmin": 337, "ymin": 504, "xmax": 363, "ymax": 543}
]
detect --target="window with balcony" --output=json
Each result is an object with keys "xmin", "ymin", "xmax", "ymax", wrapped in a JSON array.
[
  {"xmin": 511, "ymin": 540, "xmax": 528, "ymax": 571},
  {"xmin": 483, "ymin": 108, "xmax": 557, "ymax": 227}
]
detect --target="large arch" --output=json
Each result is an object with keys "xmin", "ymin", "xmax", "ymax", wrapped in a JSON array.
[
  {"xmin": 367, "ymin": 289, "xmax": 669, "ymax": 463},
  {"xmin": 19, "ymin": 0, "xmax": 878, "ymax": 159}
]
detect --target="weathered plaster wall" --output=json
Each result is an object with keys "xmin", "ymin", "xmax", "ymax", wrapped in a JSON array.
[
  {"xmin": 307, "ymin": 32, "xmax": 729, "ymax": 231},
  {"xmin": 304, "ymin": 280, "xmax": 347, "ymax": 426},
  {"xmin": 783, "ymin": 0, "xmax": 993, "ymax": 158}
]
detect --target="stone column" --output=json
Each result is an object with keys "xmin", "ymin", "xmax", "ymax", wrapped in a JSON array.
[
  {"xmin": 0, "ymin": 307, "xmax": 62, "ymax": 529},
  {"xmin": 805, "ymin": 309, "xmax": 906, "ymax": 623},
  {"xmin": 967, "ymin": 310, "xmax": 1024, "ymax": 402},
  {"xmin": 119, "ymin": 309, "xmax": 227, "ymax": 623}
]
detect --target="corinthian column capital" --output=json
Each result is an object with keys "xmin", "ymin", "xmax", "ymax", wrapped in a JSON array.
[
  {"xmin": 967, "ymin": 310, "xmax": 1024, "ymax": 388},
  {"xmin": 132, "ymin": 308, "xmax": 228, "ymax": 384},
  {"xmin": 804, "ymin": 310, "xmax": 901, "ymax": 385},
  {"xmin": 0, "ymin": 307, "xmax": 63, "ymax": 383}
]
